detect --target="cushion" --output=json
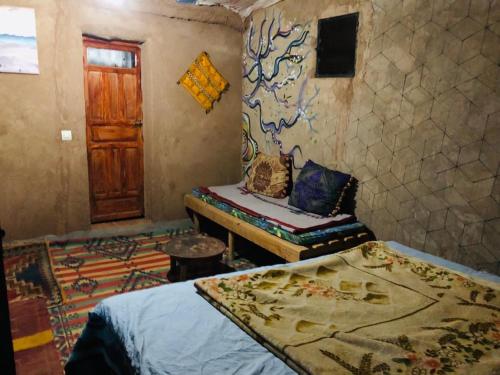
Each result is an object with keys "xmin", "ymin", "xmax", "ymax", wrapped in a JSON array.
[
  {"xmin": 246, "ymin": 153, "xmax": 292, "ymax": 198},
  {"xmin": 288, "ymin": 160, "xmax": 353, "ymax": 216}
]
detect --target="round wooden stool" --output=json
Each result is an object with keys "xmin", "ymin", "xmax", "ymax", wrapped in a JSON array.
[{"xmin": 164, "ymin": 234, "xmax": 226, "ymax": 282}]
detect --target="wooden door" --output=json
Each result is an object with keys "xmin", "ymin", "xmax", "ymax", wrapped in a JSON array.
[{"xmin": 83, "ymin": 37, "xmax": 144, "ymax": 223}]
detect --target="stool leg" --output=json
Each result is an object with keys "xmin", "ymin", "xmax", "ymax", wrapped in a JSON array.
[
  {"xmin": 179, "ymin": 264, "xmax": 188, "ymax": 282},
  {"xmin": 167, "ymin": 257, "xmax": 178, "ymax": 282},
  {"xmin": 227, "ymin": 231, "xmax": 235, "ymax": 262},
  {"xmin": 193, "ymin": 213, "xmax": 200, "ymax": 233}
]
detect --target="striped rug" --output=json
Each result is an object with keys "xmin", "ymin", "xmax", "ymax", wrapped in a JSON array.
[
  {"xmin": 10, "ymin": 298, "xmax": 63, "ymax": 374},
  {"xmin": 46, "ymin": 228, "xmax": 193, "ymax": 362},
  {"xmin": 4, "ymin": 243, "xmax": 64, "ymax": 374}
]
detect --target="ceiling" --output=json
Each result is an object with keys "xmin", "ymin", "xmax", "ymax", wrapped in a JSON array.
[{"xmin": 176, "ymin": 0, "xmax": 282, "ymax": 18}]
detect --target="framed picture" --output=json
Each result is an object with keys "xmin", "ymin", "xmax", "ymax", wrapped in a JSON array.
[{"xmin": 0, "ymin": 6, "xmax": 39, "ymax": 74}]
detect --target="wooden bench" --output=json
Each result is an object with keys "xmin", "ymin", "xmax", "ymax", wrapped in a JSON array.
[{"xmin": 184, "ymin": 194, "xmax": 374, "ymax": 263}]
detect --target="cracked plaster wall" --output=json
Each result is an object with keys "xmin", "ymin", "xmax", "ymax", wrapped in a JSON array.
[{"xmin": 0, "ymin": 0, "xmax": 243, "ymax": 240}]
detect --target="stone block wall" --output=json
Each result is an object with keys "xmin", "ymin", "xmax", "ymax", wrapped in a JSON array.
[{"xmin": 244, "ymin": 0, "xmax": 499, "ymax": 274}]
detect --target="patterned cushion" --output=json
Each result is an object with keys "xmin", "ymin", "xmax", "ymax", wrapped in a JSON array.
[
  {"xmin": 288, "ymin": 160, "xmax": 353, "ymax": 216},
  {"xmin": 246, "ymin": 153, "xmax": 292, "ymax": 198}
]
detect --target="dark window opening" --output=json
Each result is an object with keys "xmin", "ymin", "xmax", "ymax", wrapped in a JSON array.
[{"xmin": 316, "ymin": 12, "xmax": 359, "ymax": 78}]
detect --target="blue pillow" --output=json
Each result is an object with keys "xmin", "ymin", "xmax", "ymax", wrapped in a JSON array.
[{"xmin": 288, "ymin": 160, "xmax": 353, "ymax": 216}]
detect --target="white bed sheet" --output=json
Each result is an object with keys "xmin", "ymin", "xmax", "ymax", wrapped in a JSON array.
[
  {"xmin": 207, "ymin": 183, "xmax": 353, "ymax": 233},
  {"xmin": 94, "ymin": 241, "xmax": 500, "ymax": 375}
]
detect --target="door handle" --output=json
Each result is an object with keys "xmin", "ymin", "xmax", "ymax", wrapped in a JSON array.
[{"xmin": 133, "ymin": 121, "xmax": 143, "ymax": 128}]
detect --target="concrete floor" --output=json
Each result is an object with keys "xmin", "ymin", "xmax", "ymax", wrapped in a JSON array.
[{"xmin": 4, "ymin": 218, "xmax": 193, "ymax": 248}]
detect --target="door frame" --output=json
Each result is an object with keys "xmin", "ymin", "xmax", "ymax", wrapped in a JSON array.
[{"xmin": 82, "ymin": 36, "xmax": 145, "ymax": 223}]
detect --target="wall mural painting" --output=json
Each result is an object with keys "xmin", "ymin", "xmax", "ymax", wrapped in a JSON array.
[
  {"xmin": 242, "ymin": 12, "xmax": 319, "ymax": 175},
  {"xmin": 242, "ymin": 113, "xmax": 259, "ymax": 174}
]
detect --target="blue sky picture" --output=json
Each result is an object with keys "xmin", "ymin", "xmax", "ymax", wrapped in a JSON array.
[{"xmin": 0, "ymin": 7, "xmax": 39, "ymax": 74}]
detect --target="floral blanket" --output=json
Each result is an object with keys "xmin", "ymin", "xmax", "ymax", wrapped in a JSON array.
[{"xmin": 195, "ymin": 242, "xmax": 500, "ymax": 374}]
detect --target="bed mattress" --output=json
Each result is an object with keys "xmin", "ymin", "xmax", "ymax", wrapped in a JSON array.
[
  {"xmin": 192, "ymin": 187, "xmax": 366, "ymax": 245},
  {"xmin": 196, "ymin": 242, "xmax": 500, "ymax": 374},
  {"xmin": 69, "ymin": 242, "xmax": 500, "ymax": 375},
  {"xmin": 203, "ymin": 184, "xmax": 353, "ymax": 233}
]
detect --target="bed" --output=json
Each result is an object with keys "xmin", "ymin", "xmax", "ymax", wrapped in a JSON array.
[
  {"xmin": 66, "ymin": 241, "xmax": 500, "ymax": 374},
  {"xmin": 185, "ymin": 184, "xmax": 375, "ymax": 262}
]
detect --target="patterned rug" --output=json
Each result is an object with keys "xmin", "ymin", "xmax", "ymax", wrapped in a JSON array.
[
  {"xmin": 4, "ymin": 243, "xmax": 61, "ymax": 304},
  {"xmin": 4, "ymin": 243, "xmax": 63, "ymax": 374},
  {"xmin": 10, "ymin": 298, "xmax": 64, "ymax": 374},
  {"xmin": 46, "ymin": 228, "xmax": 193, "ymax": 362},
  {"xmin": 4, "ymin": 228, "xmax": 260, "ymax": 371}
]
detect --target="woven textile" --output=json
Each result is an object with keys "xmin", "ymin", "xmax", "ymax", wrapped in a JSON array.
[
  {"xmin": 178, "ymin": 51, "xmax": 229, "ymax": 113},
  {"xmin": 206, "ymin": 184, "xmax": 354, "ymax": 232},
  {"xmin": 4, "ymin": 244, "xmax": 64, "ymax": 374},
  {"xmin": 289, "ymin": 160, "xmax": 354, "ymax": 217},
  {"xmin": 192, "ymin": 187, "xmax": 363, "ymax": 245},
  {"xmin": 10, "ymin": 298, "xmax": 63, "ymax": 374},
  {"xmin": 47, "ymin": 229, "xmax": 192, "ymax": 362},
  {"xmin": 196, "ymin": 241, "xmax": 500, "ymax": 374},
  {"xmin": 246, "ymin": 153, "xmax": 292, "ymax": 198},
  {"xmin": 4, "ymin": 243, "xmax": 61, "ymax": 304}
]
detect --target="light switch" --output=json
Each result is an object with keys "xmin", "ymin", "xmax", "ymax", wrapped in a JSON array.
[{"xmin": 61, "ymin": 130, "xmax": 72, "ymax": 141}]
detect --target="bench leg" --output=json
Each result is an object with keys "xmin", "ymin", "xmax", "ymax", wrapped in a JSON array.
[
  {"xmin": 227, "ymin": 231, "xmax": 235, "ymax": 262},
  {"xmin": 193, "ymin": 213, "xmax": 200, "ymax": 233}
]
